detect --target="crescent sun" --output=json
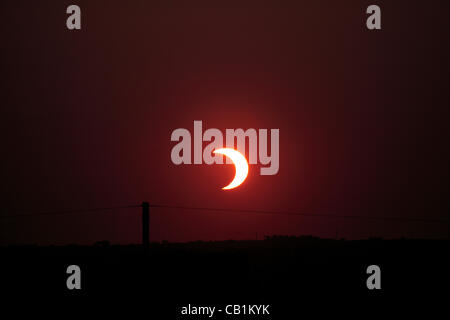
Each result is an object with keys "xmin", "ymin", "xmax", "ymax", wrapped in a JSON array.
[{"xmin": 213, "ymin": 148, "xmax": 249, "ymax": 190}]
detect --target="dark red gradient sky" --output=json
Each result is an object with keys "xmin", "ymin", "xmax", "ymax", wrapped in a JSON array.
[{"xmin": 1, "ymin": 0, "xmax": 449, "ymax": 245}]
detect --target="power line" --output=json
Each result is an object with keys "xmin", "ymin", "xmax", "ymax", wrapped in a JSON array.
[
  {"xmin": 0, "ymin": 205, "xmax": 140, "ymax": 219},
  {"xmin": 150, "ymin": 204, "xmax": 450, "ymax": 224},
  {"xmin": 1, "ymin": 202, "xmax": 449, "ymax": 224}
]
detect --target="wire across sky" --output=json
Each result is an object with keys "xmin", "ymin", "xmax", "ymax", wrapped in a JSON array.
[{"xmin": 1, "ymin": 202, "xmax": 450, "ymax": 224}]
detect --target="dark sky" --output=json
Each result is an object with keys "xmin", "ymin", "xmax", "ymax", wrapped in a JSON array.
[{"xmin": 1, "ymin": 0, "xmax": 449, "ymax": 245}]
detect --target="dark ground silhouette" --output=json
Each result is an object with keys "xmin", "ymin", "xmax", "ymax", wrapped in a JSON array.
[{"xmin": 1, "ymin": 236, "xmax": 449, "ymax": 317}]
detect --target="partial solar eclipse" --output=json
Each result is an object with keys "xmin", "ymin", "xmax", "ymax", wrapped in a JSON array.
[{"xmin": 213, "ymin": 148, "xmax": 249, "ymax": 190}]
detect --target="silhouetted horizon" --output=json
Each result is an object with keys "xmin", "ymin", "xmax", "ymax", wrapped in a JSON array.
[
  {"xmin": 3, "ymin": 234, "xmax": 450, "ymax": 248},
  {"xmin": 2, "ymin": 235, "xmax": 449, "ymax": 304}
]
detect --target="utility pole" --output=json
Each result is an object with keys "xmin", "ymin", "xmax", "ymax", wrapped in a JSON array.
[{"xmin": 142, "ymin": 201, "xmax": 150, "ymax": 249}]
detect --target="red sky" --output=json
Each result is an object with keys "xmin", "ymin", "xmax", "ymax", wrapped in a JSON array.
[{"xmin": 1, "ymin": 0, "xmax": 449, "ymax": 245}]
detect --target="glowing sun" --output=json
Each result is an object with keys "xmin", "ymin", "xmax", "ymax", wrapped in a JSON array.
[{"xmin": 213, "ymin": 148, "xmax": 249, "ymax": 190}]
